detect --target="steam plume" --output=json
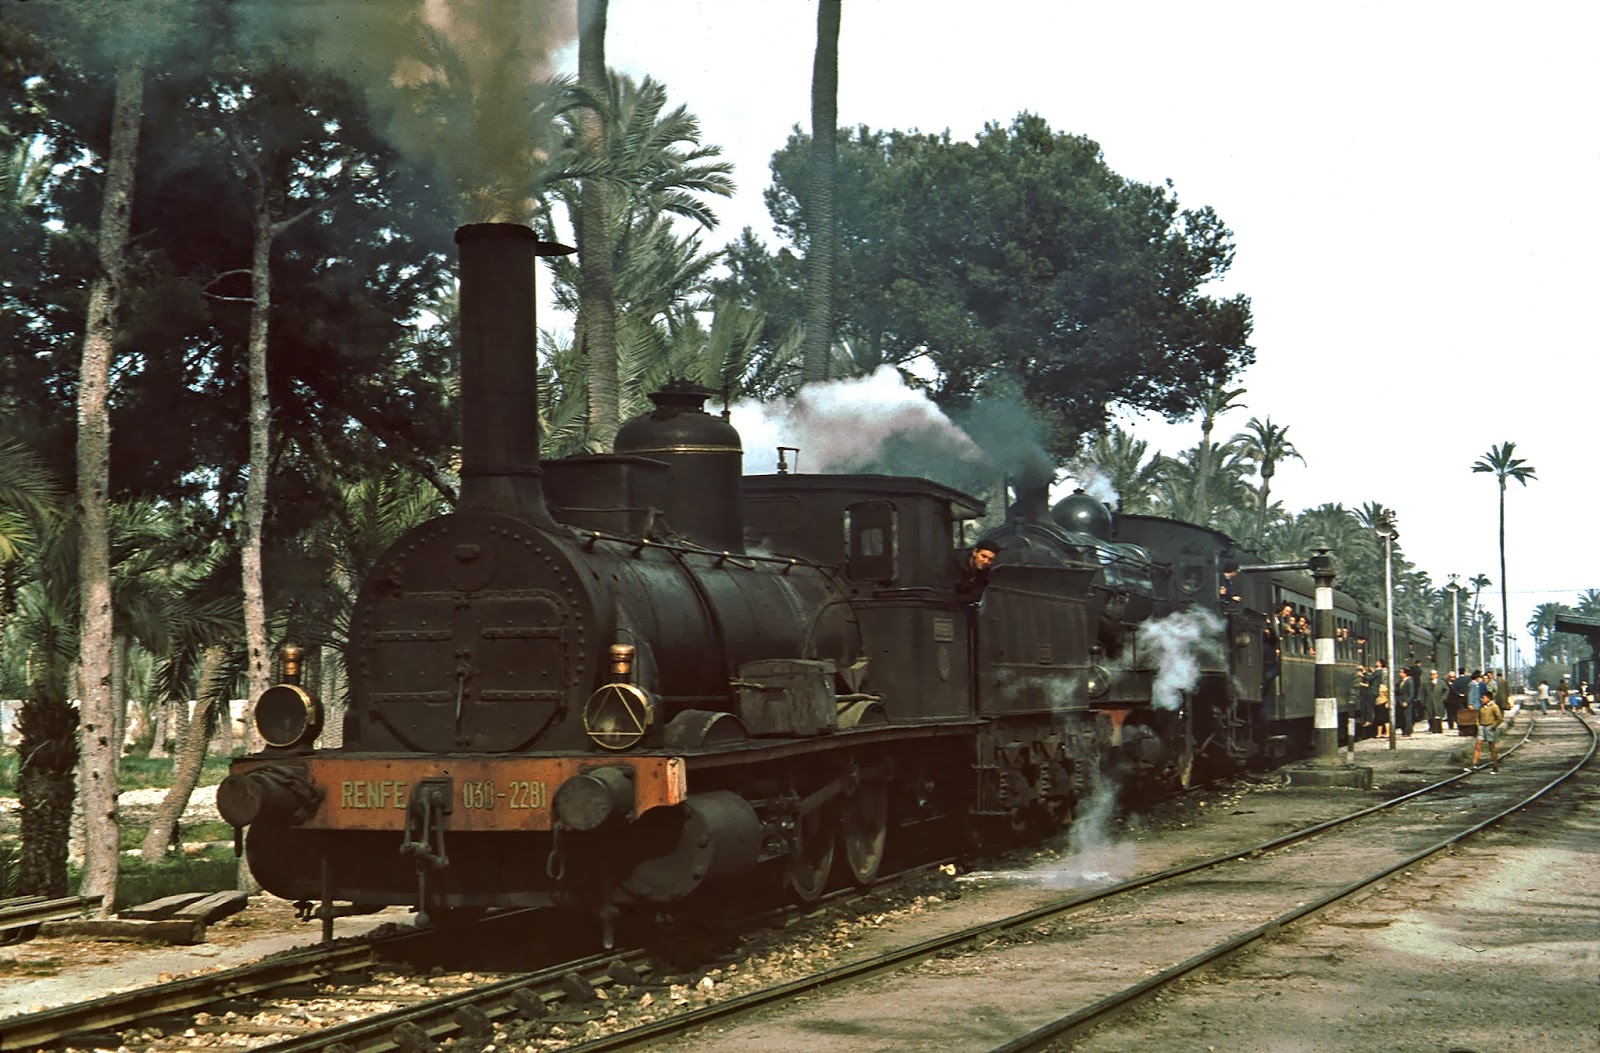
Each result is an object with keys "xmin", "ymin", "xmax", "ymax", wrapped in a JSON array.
[
  {"xmin": 1137, "ymin": 607, "xmax": 1226, "ymax": 711},
  {"xmin": 733, "ymin": 367, "xmax": 987, "ymax": 486},
  {"xmin": 733, "ymin": 367, "xmax": 1066, "ymax": 499},
  {"xmin": 239, "ymin": 0, "xmax": 578, "ymax": 223}
]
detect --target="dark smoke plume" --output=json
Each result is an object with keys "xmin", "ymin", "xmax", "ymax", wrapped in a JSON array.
[{"xmin": 236, "ymin": 0, "xmax": 577, "ymax": 224}]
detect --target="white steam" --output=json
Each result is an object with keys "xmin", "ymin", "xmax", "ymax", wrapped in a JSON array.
[
  {"xmin": 1137, "ymin": 607, "xmax": 1227, "ymax": 711},
  {"xmin": 732, "ymin": 366, "xmax": 984, "ymax": 477},
  {"xmin": 1064, "ymin": 467, "xmax": 1121, "ymax": 511}
]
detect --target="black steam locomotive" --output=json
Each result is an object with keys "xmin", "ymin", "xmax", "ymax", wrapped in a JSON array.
[{"xmin": 217, "ymin": 223, "xmax": 1440, "ymax": 940}]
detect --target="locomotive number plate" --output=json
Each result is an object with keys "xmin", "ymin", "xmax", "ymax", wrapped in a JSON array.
[{"xmin": 252, "ymin": 756, "xmax": 688, "ymax": 832}]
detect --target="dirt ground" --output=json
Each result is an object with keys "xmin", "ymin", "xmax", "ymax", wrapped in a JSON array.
[{"xmin": 5, "ymin": 709, "xmax": 1598, "ymax": 1053}]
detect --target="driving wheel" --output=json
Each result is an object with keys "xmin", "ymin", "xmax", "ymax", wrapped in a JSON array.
[
  {"xmin": 784, "ymin": 804, "xmax": 836, "ymax": 902},
  {"xmin": 837, "ymin": 780, "xmax": 888, "ymax": 885}
]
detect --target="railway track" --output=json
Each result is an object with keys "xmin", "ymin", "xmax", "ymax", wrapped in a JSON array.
[
  {"xmin": 16, "ymin": 712, "xmax": 1588, "ymax": 1052},
  {"xmin": 538, "ymin": 711, "xmax": 1590, "ymax": 1053},
  {"xmin": 0, "ymin": 929, "xmax": 422, "ymax": 1052},
  {"xmin": 1, "ymin": 860, "xmax": 950, "ymax": 1052}
]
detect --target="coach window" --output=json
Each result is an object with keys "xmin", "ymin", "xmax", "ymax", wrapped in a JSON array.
[{"xmin": 845, "ymin": 500, "xmax": 898, "ymax": 583}]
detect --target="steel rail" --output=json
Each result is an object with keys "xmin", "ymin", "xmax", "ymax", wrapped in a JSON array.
[
  {"xmin": 250, "ymin": 950, "xmax": 649, "ymax": 1053},
  {"xmin": 0, "ymin": 931, "xmax": 413, "ymax": 1051},
  {"xmin": 986, "ymin": 712, "xmax": 1598, "ymax": 1053},
  {"xmin": 228, "ymin": 858, "xmax": 954, "ymax": 1053},
  {"xmin": 545, "ymin": 712, "xmax": 1561, "ymax": 1053}
]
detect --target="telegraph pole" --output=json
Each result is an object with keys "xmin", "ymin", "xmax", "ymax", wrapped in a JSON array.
[{"xmin": 1376, "ymin": 523, "xmax": 1399, "ymax": 752}]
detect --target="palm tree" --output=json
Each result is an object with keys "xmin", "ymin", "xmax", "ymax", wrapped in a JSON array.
[
  {"xmin": 1262, "ymin": 517, "xmax": 1321, "ymax": 564},
  {"xmin": 801, "ymin": 0, "xmax": 842, "ymax": 385},
  {"xmin": 1150, "ymin": 441, "xmax": 1252, "ymax": 529},
  {"xmin": 1472, "ymin": 442, "xmax": 1536, "ymax": 676},
  {"xmin": 0, "ymin": 438, "xmax": 59, "ymax": 640},
  {"xmin": 575, "ymin": 0, "xmax": 620, "ymax": 447},
  {"xmin": 1467, "ymin": 572, "xmax": 1492, "ymax": 669},
  {"xmin": 1191, "ymin": 378, "xmax": 1246, "ymax": 517},
  {"xmin": 0, "ymin": 134, "xmax": 57, "ymax": 220},
  {"xmin": 1527, "ymin": 601, "xmax": 1569, "ymax": 661},
  {"xmin": 542, "ymin": 72, "xmax": 735, "ymax": 450},
  {"xmin": 1070, "ymin": 425, "xmax": 1162, "ymax": 514},
  {"xmin": 1232, "ymin": 416, "xmax": 1303, "ymax": 545}
]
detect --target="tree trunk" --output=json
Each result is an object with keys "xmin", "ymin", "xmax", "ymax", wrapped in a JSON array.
[
  {"xmin": 148, "ymin": 698, "xmax": 169, "ymax": 758},
  {"xmin": 110, "ymin": 631, "xmax": 129, "ymax": 754},
  {"xmin": 15, "ymin": 688, "xmax": 79, "ymax": 898},
  {"xmin": 320, "ymin": 642, "xmax": 345, "ymax": 747},
  {"xmin": 800, "ymin": 0, "xmax": 841, "ymax": 386},
  {"xmin": 576, "ymin": 0, "xmax": 619, "ymax": 448},
  {"xmin": 140, "ymin": 649, "xmax": 224, "ymax": 861},
  {"xmin": 1194, "ymin": 437, "xmax": 1213, "ymax": 525},
  {"xmin": 76, "ymin": 55, "xmax": 145, "ymax": 916},
  {"xmin": 210, "ymin": 697, "xmax": 234, "ymax": 755},
  {"xmin": 1498, "ymin": 480, "xmax": 1508, "ymax": 673},
  {"xmin": 241, "ymin": 192, "xmax": 272, "ymax": 753},
  {"xmin": 1256, "ymin": 462, "xmax": 1274, "ymax": 546}
]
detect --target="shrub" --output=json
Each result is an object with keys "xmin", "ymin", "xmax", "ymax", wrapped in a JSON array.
[{"xmin": 69, "ymin": 846, "xmax": 239, "ymax": 906}]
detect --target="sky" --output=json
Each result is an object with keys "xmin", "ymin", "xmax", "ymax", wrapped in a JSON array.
[{"xmin": 552, "ymin": 0, "xmax": 1600, "ymax": 667}]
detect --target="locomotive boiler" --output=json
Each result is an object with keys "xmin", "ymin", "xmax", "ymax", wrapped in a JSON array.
[{"xmin": 217, "ymin": 221, "xmax": 1402, "ymax": 942}]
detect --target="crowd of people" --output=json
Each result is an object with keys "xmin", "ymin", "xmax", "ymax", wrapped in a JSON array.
[
  {"xmin": 1350, "ymin": 663, "xmax": 1512, "ymax": 740},
  {"xmin": 1533, "ymin": 678, "xmax": 1594, "ymax": 715},
  {"xmin": 1345, "ymin": 664, "xmax": 1599, "ymax": 774}
]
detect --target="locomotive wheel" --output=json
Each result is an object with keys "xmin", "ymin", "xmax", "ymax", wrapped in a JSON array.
[
  {"xmin": 784, "ymin": 805, "xmax": 837, "ymax": 902},
  {"xmin": 837, "ymin": 781, "xmax": 888, "ymax": 886}
]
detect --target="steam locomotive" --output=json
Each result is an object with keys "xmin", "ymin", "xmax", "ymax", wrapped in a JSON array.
[{"xmin": 217, "ymin": 223, "xmax": 1443, "ymax": 940}]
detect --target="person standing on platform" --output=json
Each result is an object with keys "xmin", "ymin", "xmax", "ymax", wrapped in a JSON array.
[
  {"xmin": 1426, "ymin": 668, "xmax": 1449, "ymax": 733},
  {"xmin": 1374, "ymin": 667, "xmax": 1391, "ymax": 739},
  {"xmin": 1447, "ymin": 668, "xmax": 1471, "ymax": 729},
  {"xmin": 1395, "ymin": 666, "xmax": 1418, "ymax": 736}
]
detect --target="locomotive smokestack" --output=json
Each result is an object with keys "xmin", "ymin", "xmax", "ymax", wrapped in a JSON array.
[{"xmin": 454, "ymin": 223, "xmax": 573, "ymax": 524}]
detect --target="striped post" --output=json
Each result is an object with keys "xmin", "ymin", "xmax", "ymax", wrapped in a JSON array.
[{"xmin": 1310, "ymin": 548, "xmax": 1338, "ymax": 764}]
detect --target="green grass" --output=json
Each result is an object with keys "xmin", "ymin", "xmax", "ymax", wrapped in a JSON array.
[
  {"xmin": 117, "ymin": 819, "xmax": 234, "ymax": 851},
  {"xmin": 1, "ymin": 749, "xmax": 243, "ymax": 901},
  {"xmin": 70, "ymin": 846, "xmax": 241, "ymax": 905},
  {"xmin": 0, "ymin": 750, "xmax": 235, "ymax": 798},
  {"xmin": 118, "ymin": 752, "xmax": 237, "ymax": 792}
]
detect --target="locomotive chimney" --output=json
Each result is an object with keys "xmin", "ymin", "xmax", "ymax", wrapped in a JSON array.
[{"xmin": 454, "ymin": 223, "xmax": 573, "ymax": 525}]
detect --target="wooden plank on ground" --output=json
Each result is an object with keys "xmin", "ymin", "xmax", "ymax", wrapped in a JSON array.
[
  {"xmin": 42, "ymin": 917, "xmax": 207, "ymax": 945},
  {"xmin": 171, "ymin": 890, "xmax": 249, "ymax": 924},
  {"xmin": 118, "ymin": 892, "xmax": 207, "ymax": 920},
  {"xmin": 0, "ymin": 895, "xmax": 48, "ymax": 910}
]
